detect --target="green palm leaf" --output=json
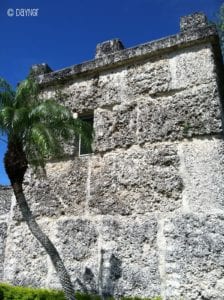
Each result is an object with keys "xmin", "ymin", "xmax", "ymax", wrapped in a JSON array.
[{"xmin": 0, "ymin": 78, "xmax": 93, "ymax": 169}]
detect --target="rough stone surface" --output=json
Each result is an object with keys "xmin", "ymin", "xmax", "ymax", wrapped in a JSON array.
[
  {"xmin": 137, "ymin": 82, "xmax": 222, "ymax": 144},
  {"xmin": 47, "ymin": 218, "xmax": 99, "ymax": 291},
  {"xmin": 2, "ymin": 13, "xmax": 224, "ymax": 300},
  {"xmin": 0, "ymin": 186, "xmax": 12, "ymax": 217},
  {"xmin": 18, "ymin": 158, "xmax": 89, "ymax": 220},
  {"xmin": 3, "ymin": 221, "xmax": 48, "ymax": 287},
  {"xmin": 180, "ymin": 13, "xmax": 208, "ymax": 32},
  {"xmin": 99, "ymin": 216, "xmax": 160, "ymax": 297},
  {"xmin": 0, "ymin": 186, "xmax": 12, "ymax": 281},
  {"xmin": 41, "ymin": 45, "xmax": 221, "ymax": 153},
  {"xmin": 126, "ymin": 58, "xmax": 171, "ymax": 97},
  {"xmin": 89, "ymin": 144, "xmax": 182, "ymax": 215},
  {"xmin": 95, "ymin": 39, "xmax": 125, "ymax": 58},
  {"xmin": 168, "ymin": 44, "xmax": 215, "ymax": 90},
  {"xmin": 164, "ymin": 214, "xmax": 224, "ymax": 300},
  {"xmin": 178, "ymin": 138, "xmax": 224, "ymax": 213},
  {"xmin": 30, "ymin": 63, "xmax": 52, "ymax": 77},
  {"xmin": 94, "ymin": 104, "xmax": 137, "ymax": 151},
  {"xmin": 45, "ymin": 216, "xmax": 160, "ymax": 298},
  {"xmin": 0, "ymin": 222, "xmax": 8, "ymax": 280}
]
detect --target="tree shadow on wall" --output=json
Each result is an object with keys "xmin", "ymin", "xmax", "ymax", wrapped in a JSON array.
[{"xmin": 74, "ymin": 249, "xmax": 122, "ymax": 299}]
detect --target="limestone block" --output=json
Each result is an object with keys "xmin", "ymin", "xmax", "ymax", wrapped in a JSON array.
[
  {"xmin": 127, "ymin": 58, "xmax": 171, "ymax": 96},
  {"xmin": 89, "ymin": 144, "xmax": 182, "ymax": 215},
  {"xmin": 178, "ymin": 138, "xmax": 224, "ymax": 213},
  {"xmin": 3, "ymin": 221, "xmax": 48, "ymax": 287},
  {"xmin": 41, "ymin": 76, "xmax": 99, "ymax": 113},
  {"xmin": 94, "ymin": 104, "xmax": 137, "ymax": 152},
  {"xmin": 138, "ymin": 82, "xmax": 222, "ymax": 144},
  {"xmin": 97, "ymin": 68, "xmax": 128, "ymax": 107},
  {"xmin": 56, "ymin": 218, "xmax": 98, "ymax": 261},
  {"xmin": 0, "ymin": 222, "xmax": 7, "ymax": 280},
  {"xmin": 47, "ymin": 218, "xmax": 99, "ymax": 292},
  {"xmin": 98, "ymin": 216, "xmax": 160, "ymax": 298},
  {"xmin": 65, "ymin": 77, "xmax": 99, "ymax": 113},
  {"xmin": 0, "ymin": 186, "xmax": 12, "ymax": 216},
  {"xmin": 169, "ymin": 44, "xmax": 215, "ymax": 90},
  {"xmin": 12, "ymin": 158, "xmax": 89, "ymax": 220},
  {"xmin": 164, "ymin": 214, "xmax": 224, "ymax": 300}
]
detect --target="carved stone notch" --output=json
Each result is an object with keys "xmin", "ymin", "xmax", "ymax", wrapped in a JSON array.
[
  {"xmin": 180, "ymin": 12, "xmax": 208, "ymax": 32},
  {"xmin": 95, "ymin": 39, "xmax": 125, "ymax": 58}
]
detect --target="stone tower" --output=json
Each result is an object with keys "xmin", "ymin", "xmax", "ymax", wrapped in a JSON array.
[{"xmin": 1, "ymin": 12, "xmax": 224, "ymax": 300}]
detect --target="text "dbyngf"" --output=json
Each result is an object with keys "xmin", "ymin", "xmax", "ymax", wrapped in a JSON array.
[{"xmin": 16, "ymin": 8, "xmax": 39, "ymax": 17}]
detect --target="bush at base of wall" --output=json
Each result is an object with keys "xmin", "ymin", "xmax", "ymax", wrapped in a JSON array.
[{"xmin": 0, "ymin": 283, "xmax": 162, "ymax": 300}]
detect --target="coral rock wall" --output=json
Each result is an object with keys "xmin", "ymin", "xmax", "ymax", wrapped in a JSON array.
[{"xmin": 1, "ymin": 13, "xmax": 224, "ymax": 300}]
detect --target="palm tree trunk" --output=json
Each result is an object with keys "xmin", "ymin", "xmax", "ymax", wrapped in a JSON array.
[{"xmin": 12, "ymin": 182, "xmax": 75, "ymax": 300}]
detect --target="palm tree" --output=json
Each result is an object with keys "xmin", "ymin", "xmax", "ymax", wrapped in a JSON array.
[{"xmin": 0, "ymin": 77, "xmax": 92, "ymax": 300}]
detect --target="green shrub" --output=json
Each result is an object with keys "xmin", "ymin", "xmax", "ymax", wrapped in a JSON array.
[
  {"xmin": 0, "ymin": 283, "xmax": 162, "ymax": 300},
  {"xmin": 0, "ymin": 284, "xmax": 65, "ymax": 300}
]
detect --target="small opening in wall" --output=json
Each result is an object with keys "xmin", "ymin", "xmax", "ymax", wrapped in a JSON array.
[{"xmin": 79, "ymin": 113, "xmax": 94, "ymax": 156}]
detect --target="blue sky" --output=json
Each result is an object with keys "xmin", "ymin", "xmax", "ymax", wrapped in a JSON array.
[{"xmin": 0, "ymin": 0, "xmax": 223, "ymax": 185}]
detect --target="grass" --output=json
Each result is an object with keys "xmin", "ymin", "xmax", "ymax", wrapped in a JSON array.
[{"xmin": 0, "ymin": 283, "xmax": 162, "ymax": 300}]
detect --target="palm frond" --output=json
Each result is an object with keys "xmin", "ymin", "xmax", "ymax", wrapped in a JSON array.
[
  {"xmin": 29, "ymin": 99, "xmax": 72, "ymax": 124},
  {"xmin": 0, "ymin": 107, "xmax": 14, "ymax": 133},
  {"xmin": 0, "ymin": 77, "xmax": 93, "ymax": 170},
  {"xmin": 12, "ymin": 107, "xmax": 30, "ymax": 131},
  {"xmin": 15, "ymin": 78, "xmax": 39, "ymax": 108},
  {"xmin": 24, "ymin": 122, "xmax": 64, "ymax": 167},
  {"xmin": 0, "ymin": 78, "xmax": 15, "ymax": 108}
]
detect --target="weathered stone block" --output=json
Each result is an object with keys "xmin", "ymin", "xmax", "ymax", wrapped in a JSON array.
[
  {"xmin": 164, "ymin": 214, "xmax": 224, "ymax": 300},
  {"xmin": 41, "ymin": 76, "xmax": 99, "ymax": 113},
  {"xmin": 47, "ymin": 218, "xmax": 99, "ymax": 292},
  {"xmin": 97, "ymin": 68, "xmax": 128, "ymax": 107},
  {"xmin": 56, "ymin": 218, "xmax": 98, "ymax": 261},
  {"xmin": 65, "ymin": 77, "xmax": 99, "ymax": 113},
  {"xmin": 94, "ymin": 104, "xmax": 137, "ymax": 152},
  {"xmin": 89, "ymin": 144, "xmax": 182, "ymax": 215},
  {"xmin": 169, "ymin": 44, "xmax": 215, "ymax": 90},
  {"xmin": 0, "ymin": 222, "xmax": 8, "ymax": 280},
  {"xmin": 138, "ymin": 82, "xmax": 222, "ymax": 144},
  {"xmin": 127, "ymin": 58, "xmax": 171, "ymax": 96},
  {"xmin": 3, "ymin": 221, "xmax": 48, "ymax": 287},
  {"xmin": 0, "ymin": 186, "xmax": 12, "ymax": 217},
  {"xmin": 12, "ymin": 158, "xmax": 89, "ymax": 220},
  {"xmin": 178, "ymin": 138, "xmax": 224, "ymax": 213},
  {"xmin": 98, "ymin": 216, "xmax": 160, "ymax": 297}
]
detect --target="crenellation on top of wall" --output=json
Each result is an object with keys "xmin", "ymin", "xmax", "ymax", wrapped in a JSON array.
[
  {"xmin": 30, "ymin": 63, "xmax": 53, "ymax": 77},
  {"xmin": 35, "ymin": 13, "xmax": 219, "ymax": 87},
  {"xmin": 95, "ymin": 39, "xmax": 125, "ymax": 59},
  {"xmin": 180, "ymin": 12, "xmax": 208, "ymax": 32}
]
